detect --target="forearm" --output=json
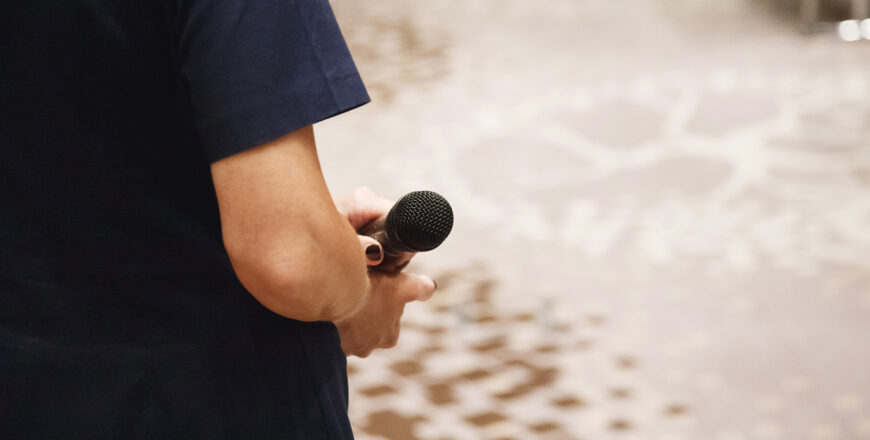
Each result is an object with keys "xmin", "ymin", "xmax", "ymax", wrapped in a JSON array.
[
  {"xmin": 231, "ymin": 208, "xmax": 369, "ymax": 322},
  {"xmin": 211, "ymin": 126, "xmax": 369, "ymax": 322}
]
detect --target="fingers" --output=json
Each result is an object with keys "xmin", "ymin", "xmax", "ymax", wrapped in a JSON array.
[
  {"xmin": 372, "ymin": 251, "xmax": 416, "ymax": 274},
  {"xmin": 415, "ymin": 274, "xmax": 437, "ymax": 302},
  {"xmin": 368, "ymin": 269, "xmax": 436, "ymax": 303},
  {"xmin": 393, "ymin": 272, "xmax": 437, "ymax": 303},
  {"xmin": 357, "ymin": 235, "xmax": 383, "ymax": 266},
  {"xmin": 339, "ymin": 187, "xmax": 394, "ymax": 231},
  {"xmin": 383, "ymin": 320, "xmax": 401, "ymax": 349},
  {"xmin": 392, "ymin": 252, "xmax": 415, "ymax": 272}
]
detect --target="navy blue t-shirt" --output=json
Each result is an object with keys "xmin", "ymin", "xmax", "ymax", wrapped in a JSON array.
[{"xmin": 0, "ymin": 0, "xmax": 369, "ymax": 438}]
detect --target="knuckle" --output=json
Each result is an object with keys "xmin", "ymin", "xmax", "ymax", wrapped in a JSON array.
[
  {"xmin": 388, "ymin": 326, "xmax": 401, "ymax": 347},
  {"xmin": 377, "ymin": 328, "xmax": 400, "ymax": 349}
]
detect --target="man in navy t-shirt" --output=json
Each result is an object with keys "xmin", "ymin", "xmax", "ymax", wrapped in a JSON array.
[{"xmin": 0, "ymin": 1, "xmax": 436, "ymax": 438}]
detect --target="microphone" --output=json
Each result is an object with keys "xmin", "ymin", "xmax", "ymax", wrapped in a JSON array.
[{"xmin": 358, "ymin": 190, "xmax": 454, "ymax": 272}]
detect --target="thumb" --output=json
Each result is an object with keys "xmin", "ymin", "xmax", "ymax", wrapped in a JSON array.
[
  {"xmin": 401, "ymin": 273, "xmax": 437, "ymax": 303},
  {"xmin": 358, "ymin": 235, "xmax": 383, "ymax": 266}
]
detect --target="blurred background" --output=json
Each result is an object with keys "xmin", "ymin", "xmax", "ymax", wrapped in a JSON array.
[{"xmin": 317, "ymin": 1, "xmax": 870, "ymax": 439}]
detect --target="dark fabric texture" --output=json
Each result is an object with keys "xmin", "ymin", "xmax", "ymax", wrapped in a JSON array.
[{"xmin": 0, "ymin": 0, "xmax": 368, "ymax": 438}]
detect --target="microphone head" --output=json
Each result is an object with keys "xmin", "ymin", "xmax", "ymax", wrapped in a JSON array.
[{"xmin": 384, "ymin": 190, "xmax": 453, "ymax": 252}]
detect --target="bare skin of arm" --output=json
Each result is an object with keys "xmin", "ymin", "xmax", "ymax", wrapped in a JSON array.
[
  {"xmin": 210, "ymin": 125, "xmax": 436, "ymax": 355},
  {"xmin": 210, "ymin": 125, "xmax": 369, "ymax": 322}
]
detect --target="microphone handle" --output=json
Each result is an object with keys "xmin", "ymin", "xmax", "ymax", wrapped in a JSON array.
[{"xmin": 358, "ymin": 216, "xmax": 409, "ymax": 273}]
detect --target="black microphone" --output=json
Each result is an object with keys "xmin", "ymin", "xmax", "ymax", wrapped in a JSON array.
[{"xmin": 358, "ymin": 190, "xmax": 453, "ymax": 271}]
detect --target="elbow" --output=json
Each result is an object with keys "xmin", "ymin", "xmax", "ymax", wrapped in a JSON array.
[{"xmin": 225, "ymin": 240, "xmax": 365, "ymax": 322}]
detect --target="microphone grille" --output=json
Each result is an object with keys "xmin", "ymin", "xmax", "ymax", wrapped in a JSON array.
[{"xmin": 385, "ymin": 190, "xmax": 453, "ymax": 252}]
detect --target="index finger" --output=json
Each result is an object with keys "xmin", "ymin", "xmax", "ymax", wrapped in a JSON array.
[{"xmin": 338, "ymin": 187, "xmax": 394, "ymax": 231}]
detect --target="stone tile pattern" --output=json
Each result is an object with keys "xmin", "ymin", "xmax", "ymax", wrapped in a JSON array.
[{"xmin": 324, "ymin": 1, "xmax": 870, "ymax": 439}]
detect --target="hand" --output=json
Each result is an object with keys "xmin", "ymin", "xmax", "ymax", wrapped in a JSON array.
[
  {"xmin": 335, "ymin": 187, "xmax": 415, "ymax": 272},
  {"xmin": 333, "ymin": 187, "xmax": 437, "ymax": 357},
  {"xmin": 334, "ymin": 270, "xmax": 436, "ymax": 358},
  {"xmin": 335, "ymin": 186, "xmax": 392, "ymax": 232}
]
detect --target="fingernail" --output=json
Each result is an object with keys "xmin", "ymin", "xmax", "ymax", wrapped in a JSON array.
[
  {"xmin": 433, "ymin": 279, "xmax": 438, "ymax": 291},
  {"xmin": 366, "ymin": 244, "xmax": 382, "ymax": 261}
]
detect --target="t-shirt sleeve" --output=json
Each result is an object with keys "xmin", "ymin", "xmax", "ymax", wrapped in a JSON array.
[{"xmin": 174, "ymin": 0, "xmax": 370, "ymax": 162}]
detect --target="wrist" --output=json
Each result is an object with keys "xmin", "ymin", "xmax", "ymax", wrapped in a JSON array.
[{"xmin": 335, "ymin": 271, "xmax": 371, "ymax": 324}]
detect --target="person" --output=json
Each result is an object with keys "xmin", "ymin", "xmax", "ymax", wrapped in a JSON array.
[{"xmin": 0, "ymin": 0, "xmax": 435, "ymax": 438}]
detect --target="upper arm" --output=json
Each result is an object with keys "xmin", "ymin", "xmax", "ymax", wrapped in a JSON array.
[
  {"xmin": 176, "ymin": 0, "xmax": 371, "ymax": 319},
  {"xmin": 210, "ymin": 125, "xmax": 326, "ymax": 260}
]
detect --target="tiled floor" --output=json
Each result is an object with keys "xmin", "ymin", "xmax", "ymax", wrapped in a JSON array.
[{"xmin": 320, "ymin": 1, "xmax": 870, "ymax": 439}]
